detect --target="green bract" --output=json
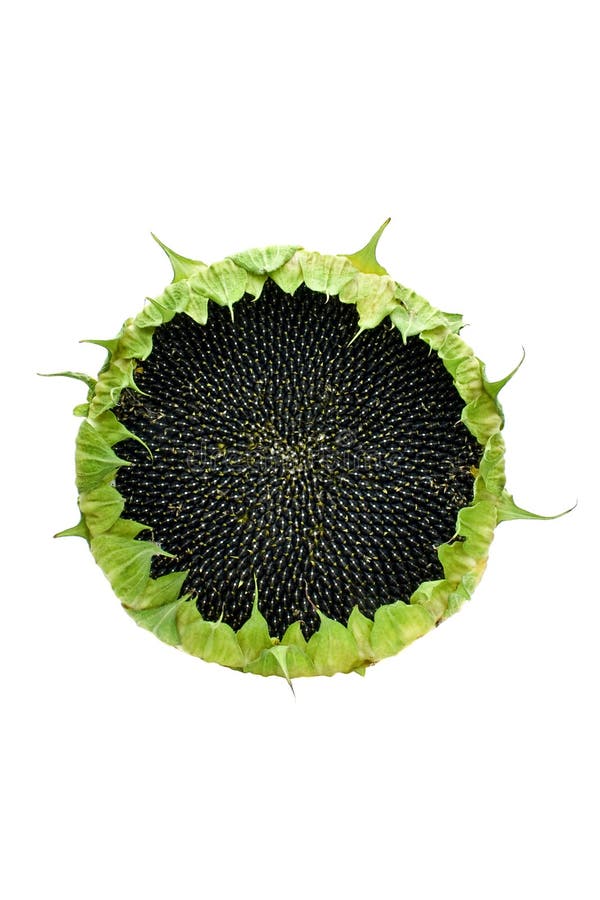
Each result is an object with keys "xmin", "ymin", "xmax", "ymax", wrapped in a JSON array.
[{"xmin": 53, "ymin": 222, "xmax": 556, "ymax": 680}]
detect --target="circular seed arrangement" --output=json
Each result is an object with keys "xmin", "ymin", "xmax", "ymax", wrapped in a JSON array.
[{"xmin": 53, "ymin": 222, "xmax": 556, "ymax": 679}]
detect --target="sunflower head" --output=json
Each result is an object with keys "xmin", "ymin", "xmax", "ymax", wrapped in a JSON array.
[{"xmin": 49, "ymin": 222, "xmax": 562, "ymax": 679}]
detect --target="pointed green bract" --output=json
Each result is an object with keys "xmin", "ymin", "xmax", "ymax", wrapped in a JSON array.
[
  {"xmin": 55, "ymin": 518, "xmax": 90, "ymax": 541},
  {"xmin": 125, "ymin": 598, "xmax": 182, "ymax": 647},
  {"xmin": 124, "ymin": 570, "xmax": 189, "ymax": 612},
  {"xmin": 229, "ymin": 245, "xmax": 300, "ymax": 275},
  {"xmin": 53, "ymin": 224, "xmax": 568, "ymax": 679},
  {"xmin": 244, "ymin": 271, "xmax": 267, "ymax": 300},
  {"xmin": 269, "ymin": 252, "xmax": 304, "ymax": 294},
  {"xmin": 81, "ymin": 337, "xmax": 120, "ymax": 355},
  {"xmin": 340, "ymin": 272, "xmax": 398, "ymax": 332},
  {"xmin": 179, "ymin": 613, "xmax": 246, "ymax": 669},
  {"xmin": 75, "ymin": 421, "xmax": 130, "ymax": 493},
  {"xmin": 482, "ymin": 349, "xmax": 526, "ymax": 399},
  {"xmin": 391, "ymin": 289, "xmax": 463, "ymax": 344},
  {"xmin": 370, "ymin": 602, "xmax": 435, "ymax": 658},
  {"xmin": 409, "ymin": 580, "xmax": 450, "ymax": 621},
  {"xmin": 152, "ymin": 233, "xmax": 206, "ymax": 281},
  {"xmin": 343, "ymin": 218, "xmax": 390, "ymax": 275},
  {"xmin": 347, "ymin": 607, "xmax": 375, "ymax": 663},
  {"xmin": 307, "ymin": 613, "xmax": 361, "ymax": 676},
  {"xmin": 236, "ymin": 586, "xmax": 274, "ymax": 663},
  {"xmin": 90, "ymin": 531, "xmax": 169, "ymax": 605},
  {"xmin": 190, "ymin": 258, "xmax": 247, "ymax": 312},
  {"xmin": 78, "ymin": 484, "xmax": 124, "ymax": 534},
  {"xmin": 496, "ymin": 492, "xmax": 574, "ymax": 523},
  {"xmin": 245, "ymin": 644, "xmax": 315, "ymax": 680},
  {"xmin": 281, "ymin": 620, "xmax": 310, "ymax": 651},
  {"xmin": 39, "ymin": 370, "xmax": 97, "ymax": 390},
  {"xmin": 299, "ymin": 251, "xmax": 356, "ymax": 295}
]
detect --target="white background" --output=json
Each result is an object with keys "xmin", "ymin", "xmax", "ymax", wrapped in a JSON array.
[{"xmin": 1, "ymin": 2, "xmax": 598, "ymax": 898}]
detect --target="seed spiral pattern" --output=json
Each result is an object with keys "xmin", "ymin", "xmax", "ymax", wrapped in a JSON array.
[{"xmin": 114, "ymin": 280, "xmax": 482, "ymax": 639}]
